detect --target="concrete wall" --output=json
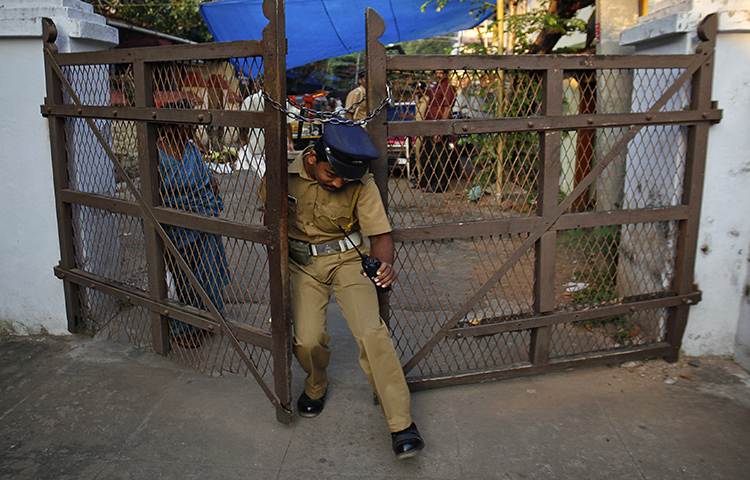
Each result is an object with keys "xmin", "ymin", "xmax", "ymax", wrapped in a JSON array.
[
  {"xmin": 694, "ymin": 28, "xmax": 750, "ymax": 365},
  {"xmin": 621, "ymin": 0, "xmax": 750, "ymax": 370},
  {"xmin": 595, "ymin": 1, "xmax": 639, "ymax": 212},
  {"xmin": 0, "ymin": 0, "xmax": 117, "ymax": 334}
]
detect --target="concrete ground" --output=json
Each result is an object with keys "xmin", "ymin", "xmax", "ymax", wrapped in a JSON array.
[{"xmin": 2, "ymin": 314, "xmax": 750, "ymax": 480}]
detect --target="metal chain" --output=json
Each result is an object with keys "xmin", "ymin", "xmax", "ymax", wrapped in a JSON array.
[{"xmin": 260, "ymin": 89, "xmax": 391, "ymax": 126}]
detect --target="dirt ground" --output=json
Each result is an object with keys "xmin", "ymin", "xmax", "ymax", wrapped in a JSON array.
[{"xmin": 614, "ymin": 355, "xmax": 750, "ymax": 410}]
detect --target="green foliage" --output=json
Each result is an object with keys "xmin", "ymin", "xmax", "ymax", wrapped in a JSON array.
[
  {"xmin": 84, "ymin": 0, "xmax": 212, "ymax": 43},
  {"xmin": 578, "ymin": 315, "xmax": 635, "ymax": 343},
  {"xmin": 467, "ymin": 71, "xmax": 539, "ymax": 196},
  {"xmin": 324, "ymin": 53, "xmax": 362, "ymax": 92},
  {"xmin": 399, "ymin": 36, "xmax": 456, "ymax": 55},
  {"xmin": 568, "ymin": 268, "xmax": 635, "ymax": 343},
  {"xmin": 559, "ymin": 226, "xmax": 634, "ymax": 342},
  {"xmin": 466, "ymin": 133, "xmax": 500, "ymax": 190},
  {"xmin": 568, "ymin": 268, "xmax": 617, "ymax": 305},
  {"xmin": 504, "ymin": 4, "xmax": 587, "ymax": 53},
  {"xmin": 425, "ymin": 0, "xmax": 589, "ymax": 55},
  {"xmin": 557, "ymin": 226, "xmax": 621, "ymax": 260},
  {"xmin": 421, "ymin": 0, "xmax": 492, "ymax": 16}
]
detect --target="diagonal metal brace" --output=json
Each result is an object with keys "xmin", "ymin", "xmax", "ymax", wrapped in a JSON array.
[
  {"xmin": 402, "ymin": 44, "xmax": 715, "ymax": 376},
  {"xmin": 43, "ymin": 48, "xmax": 292, "ymax": 415}
]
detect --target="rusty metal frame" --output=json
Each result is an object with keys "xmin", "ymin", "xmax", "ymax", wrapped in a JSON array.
[
  {"xmin": 41, "ymin": 0, "xmax": 294, "ymax": 423},
  {"xmin": 40, "ymin": 1, "xmax": 720, "ymax": 418},
  {"xmin": 365, "ymin": 10, "xmax": 720, "ymax": 389}
]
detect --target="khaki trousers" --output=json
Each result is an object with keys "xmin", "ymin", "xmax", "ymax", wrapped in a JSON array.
[{"xmin": 289, "ymin": 248, "xmax": 413, "ymax": 433}]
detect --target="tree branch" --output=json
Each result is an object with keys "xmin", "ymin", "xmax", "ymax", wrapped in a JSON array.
[{"xmin": 527, "ymin": 0, "xmax": 595, "ymax": 54}]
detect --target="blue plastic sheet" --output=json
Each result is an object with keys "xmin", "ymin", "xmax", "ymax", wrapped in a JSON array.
[{"xmin": 200, "ymin": 0, "xmax": 492, "ymax": 69}]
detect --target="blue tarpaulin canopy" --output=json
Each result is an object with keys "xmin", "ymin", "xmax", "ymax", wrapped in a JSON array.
[{"xmin": 199, "ymin": 0, "xmax": 492, "ymax": 70}]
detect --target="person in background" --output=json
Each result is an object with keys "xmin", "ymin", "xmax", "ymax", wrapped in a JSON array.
[
  {"xmin": 420, "ymin": 70, "xmax": 456, "ymax": 193},
  {"xmin": 239, "ymin": 79, "xmax": 267, "ymax": 177},
  {"xmin": 407, "ymin": 81, "xmax": 429, "ymax": 188},
  {"xmin": 286, "ymin": 98, "xmax": 300, "ymax": 151},
  {"xmin": 472, "ymin": 74, "xmax": 497, "ymax": 119},
  {"xmin": 327, "ymin": 93, "xmax": 346, "ymax": 117},
  {"xmin": 157, "ymin": 100, "xmax": 230, "ymax": 349},
  {"xmin": 452, "ymin": 75, "xmax": 474, "ymax": 119},
  {"xmin": 345, "ymin": 69, "xmax": 367, "ymax": 122},
  {"xmin": 241, "ymin": 78, "xmax": 297, "ymax": 153}
]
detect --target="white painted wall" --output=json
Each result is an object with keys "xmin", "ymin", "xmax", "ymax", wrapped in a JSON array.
[
  {"xmin": 692, "ymin": 29, "xmax": 750, "ymax": 361},
  {"xmin": 0, "ymin": 0, "xmax": 117, "ymax": 334},
  {"xmin": 622, "ymin": 0, "xmax": 750, "ymax": 369}
]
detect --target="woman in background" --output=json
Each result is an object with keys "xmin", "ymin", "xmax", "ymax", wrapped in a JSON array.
[{"xmin": 157, "ymin": 100, "xmax": 230, "ymax": 349}]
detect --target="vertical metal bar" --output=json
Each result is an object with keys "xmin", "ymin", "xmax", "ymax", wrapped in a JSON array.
[
  {"xmin": 531, "ymin": 68, "xmax": 563, "ymax": 365},
  {"xmin": 42, "ymin": 19, "xmax": 84, "ymax": 333},
  {"xmin": 366, "ymin": 10, "xmax": 392, "ymax": 406},
  {"xmin": 263, "ymin": 0, "xmax": 294, "ymax": 424},
  {"xmin": 134, "ymin": 59, "xmax": 170, "ymax": 355},
  {"xmin": 365, "ymin": 7, "xmax": 389, "ymax": 208},
  {"xmin": 665, "ymin": 14, "xmax": 717, "ymax": 362},
  {"xmin": 365, "ymin": 9, "xmax": 392, "ymax": 331}
]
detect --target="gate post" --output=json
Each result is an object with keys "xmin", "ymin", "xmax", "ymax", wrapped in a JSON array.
[
  {"xmin": 531, "ymin": 68, "xmax": 564, "ymax": 366},
  {"xmin": 365, "ymin": 8, "xmax": 391, "ymax": 327},
  {"xmin": 666, "ymin": 15, "xmax": 717, "ymax": 361},
  {"xmin": 42, "ymin": 19, "xmax": 84, "ymax": 333},
  {"xmin": 365, "ymin": 7, "xmax": 389, "ymax": 203},
  {"xmin": 134, "ymin": 59, "xmax": 171, "ymax": 355},
  {"xmin": 263, "ymin": 0, "xmax": 294, "ymax": 424}
]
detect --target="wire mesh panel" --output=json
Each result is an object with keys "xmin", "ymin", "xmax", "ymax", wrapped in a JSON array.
[
  {"xmin": 43, "ymin": 4, "xmax": 293, "ymax": 422},
  {"xmin": 371, "ymin": 12, "xmax": 719, "ymax": 388},
  {"xmin": 388, "ymin": 69, "xmax": 543, "ymax": 216},
  {"xmin": 390, "ymin": 234, "xmax": 535, "ymax": 378},
  {"xmin": 56, "ymin": 56, "xmax": 275, "ymax": 376}
]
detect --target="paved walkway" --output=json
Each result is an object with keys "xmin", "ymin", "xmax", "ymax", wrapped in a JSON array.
[{"xmin": 1, "ymin": 324, "xmax": 749, "ymax": 479}]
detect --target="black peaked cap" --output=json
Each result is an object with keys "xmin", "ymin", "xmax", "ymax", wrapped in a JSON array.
[{"xmin": 321, "ymin": 123, "xmax": 379, "ymax": 181}]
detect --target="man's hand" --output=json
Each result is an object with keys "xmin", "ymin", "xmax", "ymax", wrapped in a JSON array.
[
  {"xmin": 367, "ymin": 233, "xmax": 396, "ymax": 288},
  {"xmin": 371, "ymin": 260, "xmax": 396, "ymax": 289}
]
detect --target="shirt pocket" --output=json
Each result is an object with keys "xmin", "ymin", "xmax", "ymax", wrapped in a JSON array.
[
  {"xmin": 316, "ymin": 203, "xmax": 354, "ymax": 234},
  {"xmin": 287, "ymin": 201, "xmax": 301, "ymax": 229}
]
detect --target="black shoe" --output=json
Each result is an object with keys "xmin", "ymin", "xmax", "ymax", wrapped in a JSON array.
[
  {"xmin": 297, "ymin": 391, "xmax": 326, "ymax": 418},
  {"xmin": 391, "ymin": 422, "xmax": 424, "ymax": 458}
]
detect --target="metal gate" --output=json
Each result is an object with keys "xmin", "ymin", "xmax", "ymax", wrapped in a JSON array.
[
  {"xmin": 364, "ymin": 10, "xmax": 719, "ymax": 389},
  {"xmin": 41, "ymin": 0, "xmax": 294, "ymax": 423},
  {"xmin": 42, "ymin": 2, "xmax": 719, "ymax": 422}
]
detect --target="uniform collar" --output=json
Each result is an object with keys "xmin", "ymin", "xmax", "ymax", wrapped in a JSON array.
[{"xmin": 289, "ymin": 145, "xmax": 315, "ymax": 180}]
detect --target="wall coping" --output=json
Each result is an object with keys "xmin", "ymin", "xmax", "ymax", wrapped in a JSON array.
[
  {"xmin": 0, "ymin": 0, "xmax": 117, "ymax": 46},
  {"xmin": 621, "ymin": 10, "xmax": 750, "ymax": 46}
]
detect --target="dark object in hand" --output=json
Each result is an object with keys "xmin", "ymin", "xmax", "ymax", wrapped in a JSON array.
[
  {"xmin": 337, "ymin": 225, "xmax": 391, "ymax": 294},
  {"xmin": 361, "ymin": 254, "xmax": 391, "ymax": 294}
]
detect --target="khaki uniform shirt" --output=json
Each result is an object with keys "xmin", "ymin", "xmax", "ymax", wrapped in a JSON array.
[
  {"xmin": 415, "ymin": 94, "xmax": 429, "ymax": 121},
  {"xmin": 345, "ymin": 85, "xmax": 367, "ymax": 122},
  {"xmin": 261, "ymin": 146, "xmax": 392, "ymax": 244}
]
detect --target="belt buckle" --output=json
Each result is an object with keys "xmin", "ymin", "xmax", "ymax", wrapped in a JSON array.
[{"xmin": 323, "ymin": 244, "xmax": 334, "ymax": 254}]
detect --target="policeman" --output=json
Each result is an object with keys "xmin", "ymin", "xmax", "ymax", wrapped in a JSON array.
[
  {"xmin": 345, "ymin": 69, "xmax": 367, "ymax": 122},
  {"xmin": 266, "ymin": 122, "xmax": 424, "ymax": 458}
]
